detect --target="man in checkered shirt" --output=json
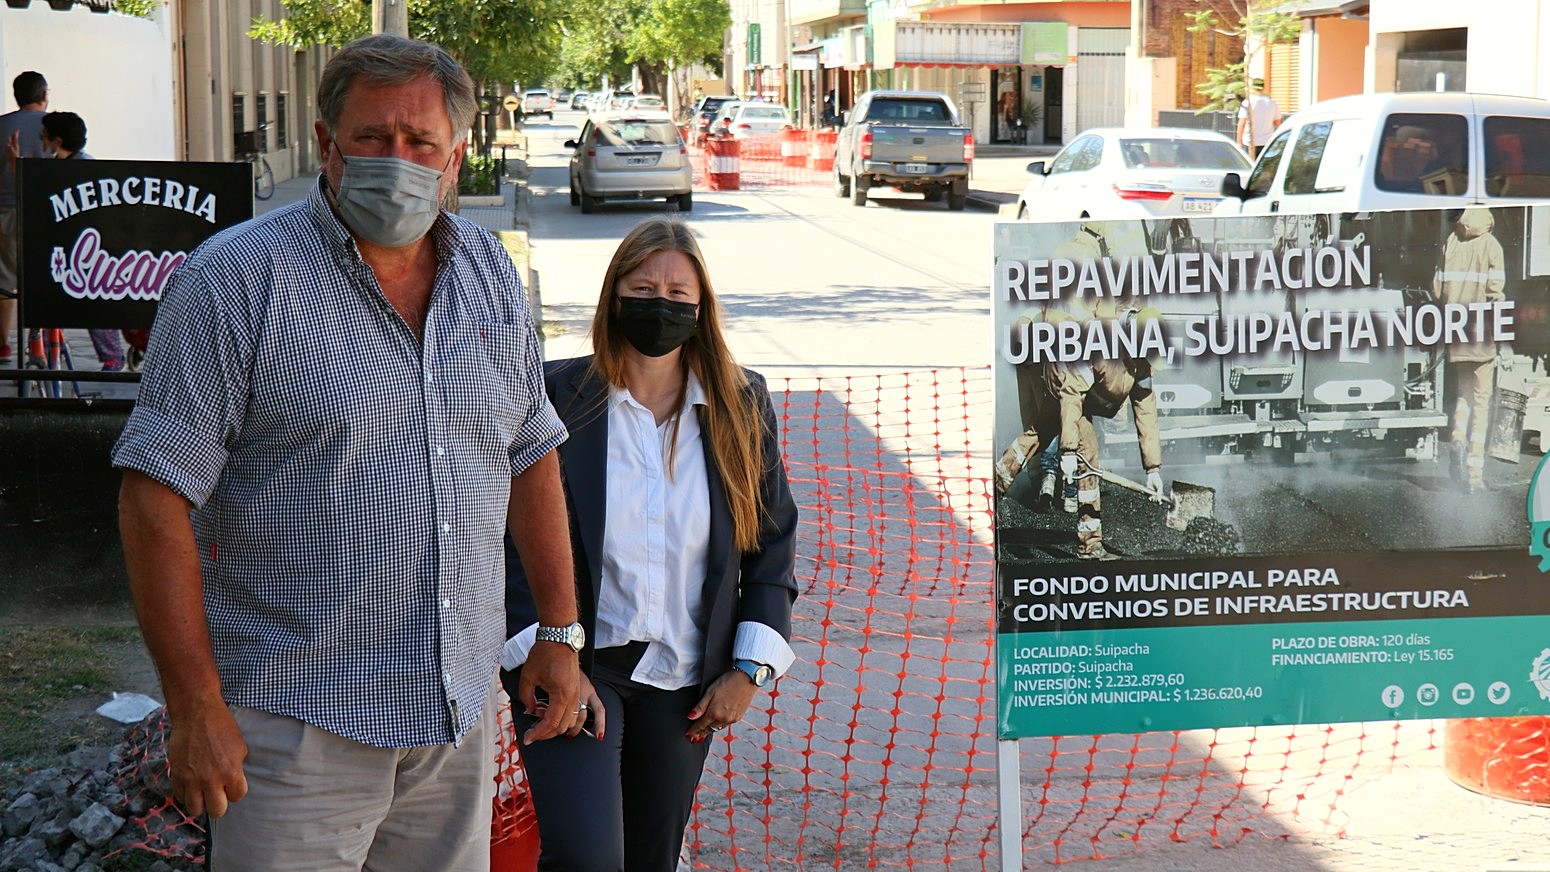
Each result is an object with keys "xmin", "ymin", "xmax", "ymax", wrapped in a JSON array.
[{"xmin": 112, "ymin": 35, "xmax": 579, "ymax": 871}]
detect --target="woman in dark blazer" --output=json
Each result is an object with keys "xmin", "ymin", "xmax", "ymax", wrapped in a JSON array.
[{"xmin": 502, "ymin": 217, "xmax": 799, "ymax": 872}]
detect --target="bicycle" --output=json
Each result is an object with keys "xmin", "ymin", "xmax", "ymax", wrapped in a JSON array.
[
  {"xmin": 237, "ymin": 122, "xmax": 275, "ymax": 201},
  {"xmin": 22, "ymin": 326, "xmax": 84, "ymax": 399}
]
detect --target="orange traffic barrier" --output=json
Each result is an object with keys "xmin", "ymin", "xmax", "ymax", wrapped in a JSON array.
[
  {"xmin": 704, "ymin": 135, "xmax": 741, "ymax": 191},
  {"xmin": 1445, "ymin": 717, "xmax": 1550, "ymax": 804},
  {"xmin": 808, "ymin": 129, "xmax": 837, "ymax": 172},
  {"xmin": 780, "ymin": 128, "xmax": 806, "ymax": 168}
]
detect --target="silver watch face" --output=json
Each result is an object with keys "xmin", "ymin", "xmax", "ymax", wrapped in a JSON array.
[{"xmin": 755, "ymin": 665, "xmax": 774, "ymax": 686}]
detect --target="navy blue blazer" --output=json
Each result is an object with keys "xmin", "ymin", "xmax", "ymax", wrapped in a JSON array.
[{"xmin": 503, "ymin": 356, "xmax": 799, "ymax": 693}]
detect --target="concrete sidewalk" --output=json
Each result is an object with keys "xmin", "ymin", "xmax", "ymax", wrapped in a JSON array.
[{"xmin": 967, "ymin": 142, "xmax": 1060, "ymax": 214}]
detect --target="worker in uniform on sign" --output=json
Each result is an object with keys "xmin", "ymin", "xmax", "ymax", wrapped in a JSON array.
[
  {"xmin": 995, "ymin": 222, "xmax": 1166, "ymax": 560},
  {"xmin": 1432, "ymin": 206, "xmax": 1507, "ymax": 492}
]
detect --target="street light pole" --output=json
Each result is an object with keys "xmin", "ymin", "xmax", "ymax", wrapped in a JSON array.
[{"xmin": 372, "ymin": 0, "xmax": 408, "ymax": 37}]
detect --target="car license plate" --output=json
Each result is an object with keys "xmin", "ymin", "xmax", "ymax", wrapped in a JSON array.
[
  {"xmin": 1182, "ymin": 197, "xmax": 1216, "ymax": 213},
  {"xmin": 903, "ymin": 162, "xmax": 927, "ymax": 173},
  {"xmin": 623, "ymin": 155, "xmax": 658, "ymax": 167}
]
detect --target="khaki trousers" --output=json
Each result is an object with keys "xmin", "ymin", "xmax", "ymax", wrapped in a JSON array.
[{"xmin": 208, "ymin": 690, "xmax": 497, "ymax": 872}]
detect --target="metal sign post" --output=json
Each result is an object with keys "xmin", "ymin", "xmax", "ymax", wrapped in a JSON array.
[{"xmin": 957, "ymin": 81, "xmax": 986, "ymax": 176}]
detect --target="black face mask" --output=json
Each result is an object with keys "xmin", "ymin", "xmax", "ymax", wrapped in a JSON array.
[{"xmin": 614, "ymin": 296, "xmax": 698, "ymax": 357}]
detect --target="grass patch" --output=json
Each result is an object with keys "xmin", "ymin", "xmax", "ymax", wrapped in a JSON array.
[
  {"xmin": 495, "ymin": 230, "xmax": 528, "ymax": 265},
  {"xmin": 0, "ymin": 626, "xmax": 142, "ymax": 773}
]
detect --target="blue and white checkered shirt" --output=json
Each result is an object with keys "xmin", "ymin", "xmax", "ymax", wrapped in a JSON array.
[{"xmin": 112, "ymin": 179, "xmax": 566, "ymax": 748}]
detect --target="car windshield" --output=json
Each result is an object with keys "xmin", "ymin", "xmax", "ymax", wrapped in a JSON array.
[
  {"xmin": 596, "ymin": 120, "xmax": 678, "ymax": 146},
  {"xmin": 1119, "ymin": 138, "xmax": 1248, "ymax": 170}
]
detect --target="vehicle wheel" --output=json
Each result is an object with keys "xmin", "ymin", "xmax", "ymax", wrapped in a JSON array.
[
  {"xmin": 851, "ymin": 175, "xmax": 868, "ymax": 207},
  {"xmin": 569, "ymin": 187, "xmax": 580, "ymax": 207},
  {"xmin": 677, "ymin": 191, "xmax": 693, "ymax": 212},
  {"xmin": 580, "ymin": 192, "xmax": 596, "ymax": 214},
  {"xmin": 833, "ymin": 165, "xmax": 850, "ymax": 198},
  {"xmin": 947, "ymin": 189, "xmax": 967, "ymax": 211}
]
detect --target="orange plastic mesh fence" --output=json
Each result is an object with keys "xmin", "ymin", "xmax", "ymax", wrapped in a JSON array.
[
  {"xmin": 82, "ymin": 367, "xmax": 1469, "ymax": 869},
  {"xmin": 690, "ymin": 129, "xmax": 835, "ymax": 190}
]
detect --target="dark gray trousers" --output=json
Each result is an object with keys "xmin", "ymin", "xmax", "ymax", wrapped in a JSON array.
[{"xmin": 513, "ymin": 644, "xmax": 712, "ymax": 872}]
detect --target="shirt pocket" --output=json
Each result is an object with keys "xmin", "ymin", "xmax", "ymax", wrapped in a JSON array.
[{"xmin": 446, "ymin": 319, "xmax": 538, "ymax": 467}]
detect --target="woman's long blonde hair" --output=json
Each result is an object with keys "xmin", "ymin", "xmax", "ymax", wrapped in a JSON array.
[{"xmin": 588, "ymin": 218, "xmax": 768, "ymax": 552}]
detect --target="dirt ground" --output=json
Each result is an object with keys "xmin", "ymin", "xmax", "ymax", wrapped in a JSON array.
[{"xmin": 1, "ymin": 607, "xmax": 163, "ymax": 785}]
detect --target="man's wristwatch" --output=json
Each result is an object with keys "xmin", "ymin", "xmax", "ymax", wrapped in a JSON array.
[
  {"xmin": 733, "ymin": 658, "xmax": 774, "ymax": 688},
  {"xmin": 535, "ymin": 621, "xmax": 585, "ymax": 652}
]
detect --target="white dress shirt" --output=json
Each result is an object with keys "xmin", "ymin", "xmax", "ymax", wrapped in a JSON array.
[{"xmin": 503, "ymin": 371, "xmax": 795, "ymax": 688}]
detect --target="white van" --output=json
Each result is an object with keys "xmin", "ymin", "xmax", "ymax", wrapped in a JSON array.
[{"xmin": 1216, "ymin": 91, "xmax": 1550, "ymax": 214}]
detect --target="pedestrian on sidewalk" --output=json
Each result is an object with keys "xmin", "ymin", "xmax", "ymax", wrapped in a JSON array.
[
  {"xmin": 1237, "ymin": 78, "xmax": 1281, "ymax": 159},
  {"xmin": 502, "ymin": 217, "xmax": 800, "ymax": 871},
  {"xmin": 32, "ymin": 110, "xmax": 127, "ymax": 370},
  {"xmin": 114, "ymin": 34, "xmax": 576, "ymax": 872},
  {"xmin": 0, "ymin": 71, "xmax": 48, "ymax": 363}
]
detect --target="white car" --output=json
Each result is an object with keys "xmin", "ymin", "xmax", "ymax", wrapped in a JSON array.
[
  {"xmin": 1217, "ymin": 91, "xmax": 1550, "ymax": 215},
  {"xmin": 624, "ymin": 94, "xmax": 666, "ymax": 112},
  {"xmin": 721, "ymin": 102, "xmax": 793, "ymax": 144},
  {"xmin": 1016, "ymin": 127, "xmax": 1250, "ymax": 221},
  {"xmin": 522, "ymin": 89, "xmax": 554, "ymax": 120}
]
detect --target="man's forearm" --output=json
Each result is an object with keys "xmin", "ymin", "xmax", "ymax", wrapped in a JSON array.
[
  {"xmin": 507, "ymin": 451, "xmax": 577, "ymax": 625},
  {"xmin": 118, "ymin": 470, "xmax": 224, "ymax": 717}
]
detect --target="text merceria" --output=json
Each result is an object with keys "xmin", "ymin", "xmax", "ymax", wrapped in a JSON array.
[{"xmin": 49, "ymin": 177, "xmax": 218, "ymax": 225}]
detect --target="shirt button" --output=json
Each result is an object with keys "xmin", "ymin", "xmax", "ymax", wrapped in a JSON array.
[
  {"xmin": 441, "ymin": 598, "xmax": 451, "ymax": 609},
  {"xmin": 443, "ymin": 673, "xmax": 451, "ymax": 683},
  {"xmin": 435, "ymin": 445, "xmax": 446, "ymax": 456},
  {"xmin": 424, "ymin": 373, "xmax": 434, "ymax": 385},
  {"xmin": 440, "ymin": 522, "xmax": 451, "ymax": 534}
]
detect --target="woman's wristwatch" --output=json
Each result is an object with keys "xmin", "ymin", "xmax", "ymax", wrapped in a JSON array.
[{"xmin": 733, "ymin": 658, "xmax": 774, "ymax": 688}]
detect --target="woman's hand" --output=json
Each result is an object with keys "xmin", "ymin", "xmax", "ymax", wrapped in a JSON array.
[
  {"xmin": 570, "ymin": 673, "xmax": 607, "ymax": 740},
  {"xmin": 685, "ymin": 670, "xmax": 758, "ymax": 743}
]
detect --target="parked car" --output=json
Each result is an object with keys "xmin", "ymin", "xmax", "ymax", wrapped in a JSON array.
[
  {"xmin": 566, "ymin": 111, "xmax": 692, "ymax": 214},
  {"xmin": 601, "ymin": 89, "xmax": 636, "ymax": 112},
  {"xmin": 1016, "ymin": 127, "xmax": 1249, "ymax": 220},
  {"xmin": 691, "ymin": 95, "xmax": 736, "ymax": 143},
  {"xmin": 569, "ymin": 90, "xmax": 589, "ymax": 110},
  {"xmin": 833, "ymin": 90, "xmax": 973, "ymax": 210},
  {"xmin": 625, "ymin": 94, "xmax": 666, "ymax": 112},
  {"xmin": 721, "ymin": 102, "xmax": 793, "ymax": 144},
  {"xmin": 522, "ymin": 89, "xmax": 554, "ymax": 120},
  {"xmin": 1216, "ymin": 91, "xmax": 1550, "ymax": 215}
]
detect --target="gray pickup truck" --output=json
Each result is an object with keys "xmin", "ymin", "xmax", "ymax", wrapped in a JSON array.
[{"xmin": 833, "ymin": 90, "xmax": 973, "ymax": 210}]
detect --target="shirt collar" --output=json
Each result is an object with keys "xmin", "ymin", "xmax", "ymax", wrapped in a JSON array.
[{"xmin": 610, "ymin": 367, "xmax": 708, "ymax": 412}]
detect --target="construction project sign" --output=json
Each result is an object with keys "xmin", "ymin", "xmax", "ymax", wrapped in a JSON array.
[{"xmin": 991, "ymin": 208, "xmax": 1550, "ymax": 738}]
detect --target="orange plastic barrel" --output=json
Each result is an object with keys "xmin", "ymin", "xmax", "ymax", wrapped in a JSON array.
[
  {"xmin": 808, "ymin": 129, "xmax": 837, "ymax": 172},
  {"xmin": 704, "ymin": 135, "xmax": 741, "ymax": 191},
  {"xmin": 781, "ymin": 128, "xmax": 806, "ymax": 167},
  {"xmin": 1444, "ymin": 717, "xmax": 1550, "ymax": 804}
]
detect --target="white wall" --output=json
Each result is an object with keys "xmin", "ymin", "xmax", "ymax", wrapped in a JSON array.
[
  {"xmin": 1368, "ymin": 0, "xmax": 1550, "ymax": 98},
  {"xmin": 0, "ymin": 5, "xmax": 176, "ymax": 160}
]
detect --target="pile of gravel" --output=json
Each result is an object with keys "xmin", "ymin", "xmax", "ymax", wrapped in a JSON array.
[{"xmin": 1, "ymin": 714, "xmax": 205, "ymax": 872}]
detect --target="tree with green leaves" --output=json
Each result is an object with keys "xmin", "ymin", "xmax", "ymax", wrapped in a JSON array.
[
  {"xmin": 548, "ymin": 0, "xmax": 727, "ymax": 109},
  {"xmin": 1187, "ymin": 0, "xmax": 1303, "ymax": 148},
  {"xmin": 250, "ymin": 0, "xmax": 568, "ymax": 125}
]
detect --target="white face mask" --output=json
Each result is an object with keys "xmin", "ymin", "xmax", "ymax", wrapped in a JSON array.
[{"xmin": 333, "ymin": 153, "xmax": 446, "ymax": 248}]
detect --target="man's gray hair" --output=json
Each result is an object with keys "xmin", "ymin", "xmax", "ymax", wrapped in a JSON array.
[{"xmin": 318, "ymin": 34, "xmax": 476, "ymax": 139}]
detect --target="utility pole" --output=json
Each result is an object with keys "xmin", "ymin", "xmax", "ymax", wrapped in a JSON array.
[{"xmin": 372, "ymin": 0, "xmax": 408, "ymax": 36}]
